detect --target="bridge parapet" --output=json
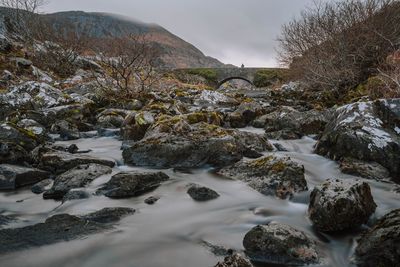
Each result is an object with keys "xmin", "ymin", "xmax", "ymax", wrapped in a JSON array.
[{"xmin": 172, "ymin": 67, "xmax": 287, "ymax": 88}]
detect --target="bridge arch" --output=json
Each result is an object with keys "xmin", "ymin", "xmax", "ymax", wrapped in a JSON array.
[{"xmin": 217, "ymin": 76, "xmax": 254, "ymax": 88}]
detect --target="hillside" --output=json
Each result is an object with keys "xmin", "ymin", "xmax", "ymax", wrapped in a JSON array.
[{"xmin": 42, "ymin": 11, "xmax": 225, "ymax": 69}]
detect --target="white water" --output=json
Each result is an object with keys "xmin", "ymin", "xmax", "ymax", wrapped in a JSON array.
[{"xmin": 1, "ymin": 133, "xmax": 399, "ymax": 267}]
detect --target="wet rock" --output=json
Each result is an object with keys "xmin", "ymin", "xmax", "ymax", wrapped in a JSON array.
[
  {"xmin": 308, "ymin": 179, "xmax": 377, "ymax": 232},
  {"xmin": 50, "ymin": 120, "xmax": 80, "ymax": 140},
  {"xmin": 97, "ymin": 109, "xmax": 130, "ymax": 129},
  {"xmin": 123, "ymin": 120, "xmax": 272, "ymax": 168},
  {"xmin": 339, "ymin": 158, "xmax": 391, "ymax": 181},
  {"xmin": 218, "ymin": 156, "xmax": 307, "ymax": 199},
  {"xmin": 214, "ymin": 253, "xmax": 253, "ymax": 267},
  {"xmin": 97, "ymin": 171, "xmax": 169, "ymax": 198},
  {"xmin": 0, "ymin": 142, "xmax": 29, "ymax": 165},
  {"xmin": 0, "ymin": 208, "xmax": 133, "ymax": 254},
  {"xmin": 31, "ymin": 178, "xmax": 53, "ymax": 194},
  {"xmin": 82, "ymin": 207, "xmax": 135, "ymax": 223},
  {"xmin": 243, "ymin": 223, "xmax": 320, "ymax": 265},
  {"xmin": 187, "ymin": 184, "xmax": 220, "ymax": 201},
  {"xmin": 144, "ymin": 196, "xmax": 160, "ymax": 205},
  {"xmin": 260, "ymin": 107, "xmax": 330, "ymax": 139},
  {"xmin": 227, "ymin": 102, "xmax": 264, "ymax": 128},
  {"xmin": 122, "ymin": 111, "xmax": 155, "ymax": 141},
  {"xmin": 62, "ymin": 190, "xmax": 90, "ymax": 202},
  {"xmin": 315, "ymin": 100, "xmax": 400, "ymax": 181},
  {"xmin": 0, "ymin": 164, "xmax": 51, "ymax": 190},
  {"xmin": 38, "ymin": 151, "xmax": 115, "ymax": 174},
  {"xmin": 43, "ymin": 164, "xmax": 112, "ymax": 200},
  {"xmin": 16, "ymin": 119, "xmax": 47, "ymax": 139},
  {"xmin": 355, "ymin": 208, "xmax": 400, "ymax": 267},
  {"xmin": 273, "ymin": 143, "xmax": 288, "ymax": 152},
  {"xmin": 196, "ymin": 90, "xmax": 237, "ymax": 106},
  {"xmin": 0, "ymin": 123, "xmax": 42, "ymax": 152}
]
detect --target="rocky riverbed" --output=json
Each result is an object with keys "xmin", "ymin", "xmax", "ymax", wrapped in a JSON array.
[{"xmin": 0, "ymin": 78, "xmax": 399, "ymax": 267}]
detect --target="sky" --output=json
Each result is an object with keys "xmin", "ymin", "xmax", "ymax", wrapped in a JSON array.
[{"xmin": 44, "ymin": 0, "xmax": 316, "ymax": 67}]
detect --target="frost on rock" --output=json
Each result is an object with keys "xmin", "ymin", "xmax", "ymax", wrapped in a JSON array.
[
  {"xmin": 0, "ymin": 82, "xmax": 70, "ymax": 109},
  {"xmin": 335, "ymin": 101, "xmax": 393, "ymax": 150},
  {"xmin": 198, "ymin": 90, "xmax": 230, "ymax": 105}
]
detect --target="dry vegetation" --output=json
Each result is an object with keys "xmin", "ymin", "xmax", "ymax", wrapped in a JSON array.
[{"xmin": 278, "ymin": 0, "xmax": 400, "ymax": 99}]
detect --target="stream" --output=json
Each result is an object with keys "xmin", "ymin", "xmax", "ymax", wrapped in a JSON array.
[{"xmin": 0, "ymin": 128, "xmax": 399, "ymax": 267}]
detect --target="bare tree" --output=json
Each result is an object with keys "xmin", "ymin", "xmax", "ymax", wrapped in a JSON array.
[
  {"xmin": 93, "ymin": 34, "xmax": 160, "ymax": 98},
  {"xmin": 278, "ymin": 0, "xmax": 400, "ymax": 92}
]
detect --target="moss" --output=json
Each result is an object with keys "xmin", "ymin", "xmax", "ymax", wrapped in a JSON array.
[
  {"xmin": 249, "ymin": 156, "xmax": 274, "ymax": 168},
  {"xmin": 187, "ymin": 68, "xmax": 218, "ymax": 83},
  {"xmin": 253, "ymin": 69, "xmax": 288, "ymax": 88},
  {"xmin": 271, "ymin": 160, "xmax": 287, "ymax": 172}
]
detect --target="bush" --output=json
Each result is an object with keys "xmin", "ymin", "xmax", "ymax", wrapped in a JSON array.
[
  {"xmin": 253, "ymin": 69, "xmax": 287, "ymax": 87},
  {"xmin": 187, "ymin": 68, "xmax": 218, "ymax": 84},
  {"xmin": 278, "ymin": 0, "xmax": 400, "ymax": 93}
]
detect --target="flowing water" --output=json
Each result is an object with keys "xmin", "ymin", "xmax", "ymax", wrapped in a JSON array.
[{"xmin": 1, "ymin": 129, "xmax": 399, "ymax": 267}]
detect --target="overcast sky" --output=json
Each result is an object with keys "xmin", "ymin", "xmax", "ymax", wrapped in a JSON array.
[{"xmin": 44, "ymin": 0, "xmax": 315, "ymax": 67}]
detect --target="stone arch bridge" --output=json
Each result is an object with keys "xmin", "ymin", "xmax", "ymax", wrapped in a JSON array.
[{"xmin": 172, "ymin": 67, "xmax": 286, "ymax": 89}]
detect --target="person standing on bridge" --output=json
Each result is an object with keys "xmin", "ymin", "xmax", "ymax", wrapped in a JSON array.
[{"xmin": 241, "ymin": 63, "xmax": 245, "ymax": 68}]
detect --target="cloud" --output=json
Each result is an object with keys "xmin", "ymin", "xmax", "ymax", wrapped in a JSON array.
[{"xmin": 44, "ymin": 0, "xmax": 315, "ymax": 67}]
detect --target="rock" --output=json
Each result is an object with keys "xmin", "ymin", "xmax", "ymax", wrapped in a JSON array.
[
  {"xmin": 308, "ymin": 179, "xmax": 377, "ymax": 232},
  {"xmin": 0, "ymin": 82, "xmax": 70, "ymax": 114},
  {"xmin": 97, "ymin": 171, "xmax": 170, "ymax": 198},
  {"xmin": 62, "ymin": 190, "xmax": 90, "ymax": 202},
  {"xmin": 218, "ymin": 156, "xmax": 307, "ymax": 199},
  {"xmin": 123, "ymin": 120, "xmax": 272, "ymax": 168},
  {"xmin": 339, "ymin": 158, "xmax": 390, "ymax": 181},
  {"xmin": 196, "ymin": 90, "xmax": 236, "ymax": 106},
  {"xmin": 31, "ymin": 179, "xmax": 53, "ymax": 194},
  {"xmin": 273, "ymin": 143, "xmax": 288, "ymax": 152},
  {"xmin": 227, "ymin": 102, "xmax": 264, "ymax": 128},
  {"xmin": 214, "ymin": 253, "xmax": 253, "ymax": 267},
  {"xmin": 260, "ymin": 107, "xmax": 330, "ymax": 139},
  {"xmin": 0, "ymin": 141, "xmax": 29, "ymax": 165},
  {"xmin": 10, "ymin": 57, "xmax": 32, "ymax": 68},
  {"xmin": 43, "ymin": 164, "xmax": 112, "ymax": 200},
  {"xmin": 38, "ymin": 151, "xmax": 115, "ymax": 174},
  {"xmin": 0, "ymin": 123, "xmax": 42, "ymax": 152},
  {"xmin": 97, "ymin": 109, "xmax": 130, "ymax": 129},
  {"xmin": 315, "ymin": 100, "xmax": 400, "ymax": 181},
  {"xmin": 50, "ymin": 120, "xmax": 80, "ymax": 140},
  {"xmin": 243, "ymin": 223, "xmax": 319, "ymax": 265},
  {"xmin": 82, "ymin": 207, "xmax": 135, "ymax": 223},
  {"xmin": 0, "ymin": 164, "xmax": 51, "ymax": 190},
  {"xmin": 122, "ymin": 111, "xmax": 154, "ymax": 141},
  {"xmin": 0, "ymin": 208, "xmax": 133, "ymax": 254},
  {"xmin": 144, "ymin": 196, "xmax": 160, "ymax": 205},
  {"xmin": 187, "ymin": 184, "xmax": 220, "ymax": 201},
  {"xmin": 355, "ymin": 208, "xmax": 400, "ymax": 267},
  {"xmin": 16, "ymin": 119, "xmax": 47, "ymax": 139}
]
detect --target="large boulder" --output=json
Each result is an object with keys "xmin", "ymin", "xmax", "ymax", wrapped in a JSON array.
[
  {"xmin": 258, "ymin": 107, "xmax": 330, "ymax": 139},
  {"xmin": 0, "ymin": 82, "xmax": 69, "ymax": 118},
  {"xmin": 308, "ymin": 179, "xmax": 377, "ymax": 232},
  {"xmin": 339, "ymin": 157, "xmax": 390, "ymax": 181},
  {"xmin": 0, "ymin": 123, "xmax": 42, "ymax": 153},
  {"xmin": 0, "ymin": 208, "xmax": 134, "ymax": 255},
  {"xmin": 38, "ymin": 151, "xmax": 115, "ymax": 174},
  {"xmin": 97, "ymin": 109, "xmax": 131, "ymax": 129},
  {"xmin": 43, "ymin": 164, "xmax": 112, "ymax": 200},
  {"xmin": 122, "ymin": 118, "xmax": 272, "ymax": 168},
  {"xmin": 97, "ymin": 171, "xmax": 170, "ymax": 198},
  {"xmin": 355, "ymin": 208, "xmax": 400, "ymax": 267},
  {"xmin": 315, "ymin": 100, "xmax": 400, "ymax": 181},
  {"xmin": 122, "ymin": 111, "xmax": 155, "ymax": 141},
  {"xmin": 243, "ymin": 223, "xmax": 320, "ymax": 265},
  {"xmin": 0, "ymin": 164, "xmax": 51, "ymax": 190},
  {"xmin": 218, "ymin": 155, "xmax": 307, "ymax": 199}
]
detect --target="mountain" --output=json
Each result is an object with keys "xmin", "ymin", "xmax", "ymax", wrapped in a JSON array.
[{"xmin": 42, "ymin": 11, "xmax": 225, "ymax": 69}]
